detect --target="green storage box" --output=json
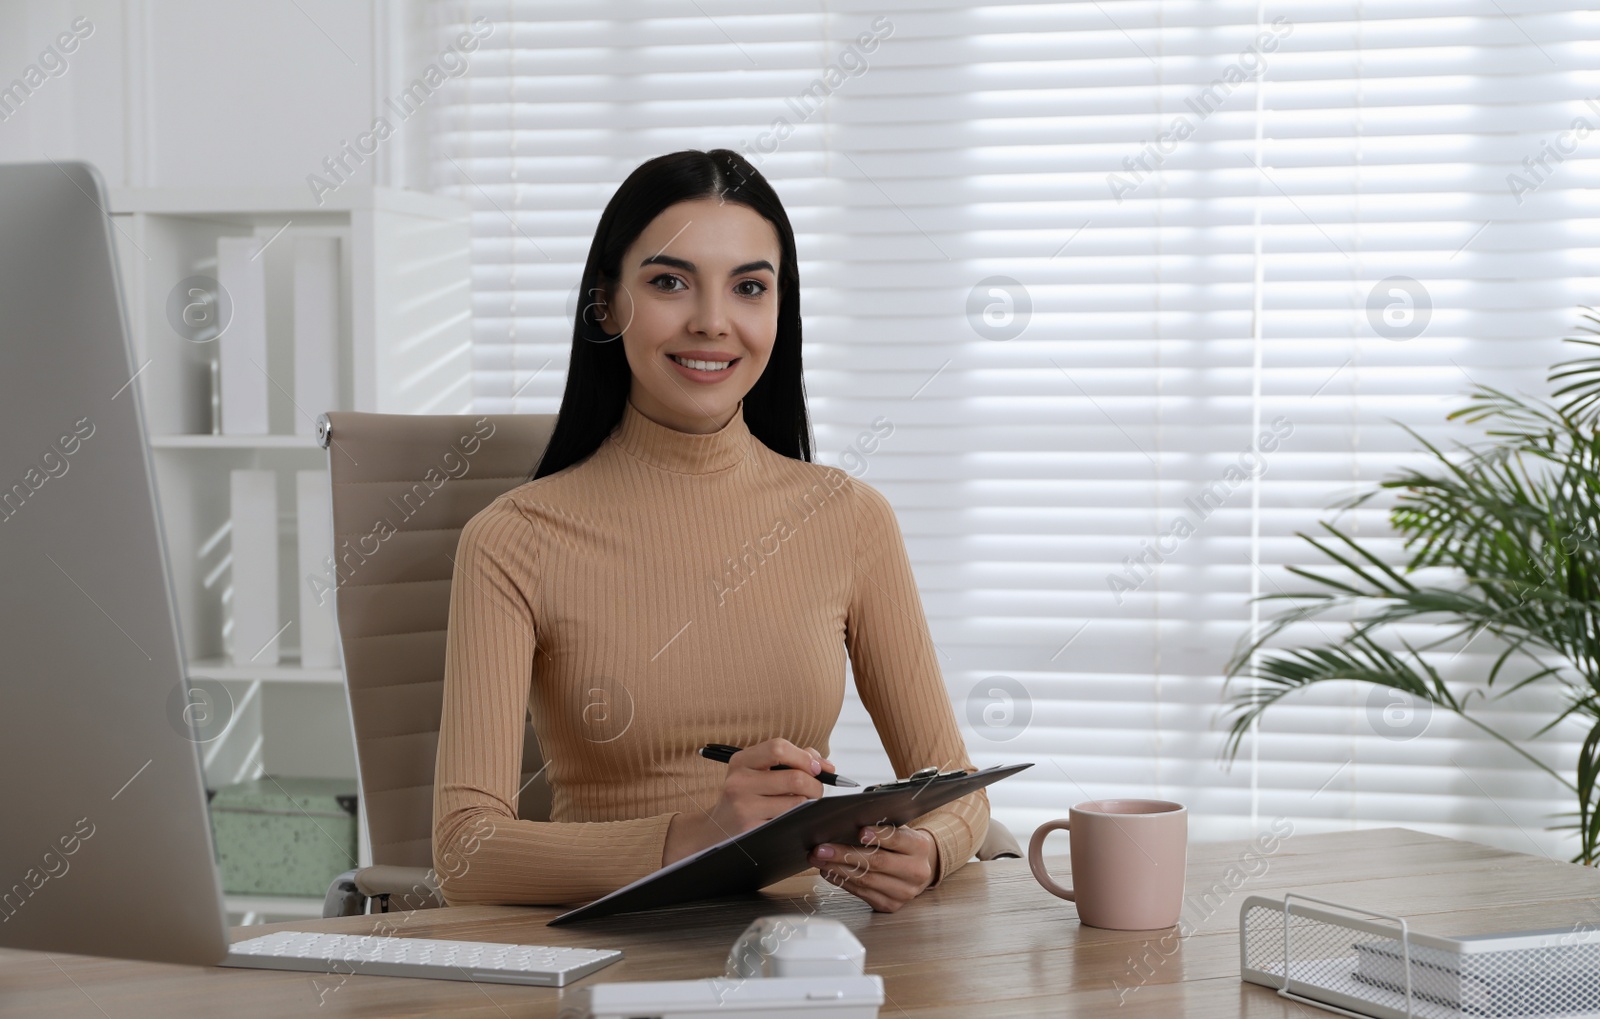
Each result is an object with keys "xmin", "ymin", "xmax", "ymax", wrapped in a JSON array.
[{"xmin": 208, "ymin": 776, "xmax": 358, "ymax": 898}]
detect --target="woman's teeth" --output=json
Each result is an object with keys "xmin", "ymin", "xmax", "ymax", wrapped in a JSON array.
[{"xmin": 670, "ymin": 355, "xmax": 734, "ymax": 371}]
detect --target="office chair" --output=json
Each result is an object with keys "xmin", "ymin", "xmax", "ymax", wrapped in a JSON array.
[
  {"xmin": 316, "ymin": 411, "xmax": 1020, "ymax": 918},
  {"xmin": 316, "ymin": 409, "xmax": 557, "ymax": 916}
]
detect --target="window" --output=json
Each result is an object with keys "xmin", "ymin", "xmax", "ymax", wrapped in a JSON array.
[{"xmin": 431, "ymin": 1, "xmax": 1596, "ymax": 859}]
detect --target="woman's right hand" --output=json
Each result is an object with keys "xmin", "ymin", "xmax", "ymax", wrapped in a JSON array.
[{"xmin": 663, "ymin": 738, "xmax": 837, "ymax": 866}]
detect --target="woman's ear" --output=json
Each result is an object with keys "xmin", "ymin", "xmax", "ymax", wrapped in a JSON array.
[{"xmin": 585, "ymin": 282, "xmax": 614, "ymax": 334}]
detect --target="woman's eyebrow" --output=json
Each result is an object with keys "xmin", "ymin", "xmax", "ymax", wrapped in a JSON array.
[{"xmin": 639, "ymin": 254, "xmax": 775, "ymax": 277}]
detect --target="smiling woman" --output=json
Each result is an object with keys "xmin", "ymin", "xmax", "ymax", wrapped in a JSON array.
[{"xmin": 431, "ymin": 149, "xmax": 990, "ymax": 913}]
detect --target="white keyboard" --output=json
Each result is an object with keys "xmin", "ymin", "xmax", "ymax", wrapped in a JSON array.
[{"xmin": 222, "ymin": 930, "xmax": 623, "ymax": 987}]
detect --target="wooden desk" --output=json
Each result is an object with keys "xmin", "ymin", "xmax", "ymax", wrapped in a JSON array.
[{"xmin": 4, "ymin": 828, "xmax": 1598, "ymax": 1017}]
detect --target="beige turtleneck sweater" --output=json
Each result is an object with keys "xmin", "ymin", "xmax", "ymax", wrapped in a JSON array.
[{"xmin": 432, "ymin": 397, "xmax": 989, "ymax": 906}]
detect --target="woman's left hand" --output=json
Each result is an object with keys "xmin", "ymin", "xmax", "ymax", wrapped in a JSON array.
[{"xmin": 806, "ymin": 824, "xmax": 938, "ymax": 912}]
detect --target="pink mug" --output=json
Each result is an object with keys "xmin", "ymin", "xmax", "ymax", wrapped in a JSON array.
[{"xmin": 1028, "ymin": 799, "xmax": 1187, "ymax": 930}]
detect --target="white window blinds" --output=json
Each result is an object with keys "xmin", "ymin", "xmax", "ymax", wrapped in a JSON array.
[{"xmin": 429, "ymin": 0, "xmax": 1597, "ymax": 860}]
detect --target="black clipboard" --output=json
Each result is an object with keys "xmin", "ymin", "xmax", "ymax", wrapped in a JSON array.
[{"xmin": 547, "ymin": 762, "xmax": 1032, "ymax": 926}]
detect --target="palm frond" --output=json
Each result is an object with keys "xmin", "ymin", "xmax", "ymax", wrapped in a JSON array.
[{"xmin": 1219, "ymin": 324, "xmax": 1600, "ymax": 863}]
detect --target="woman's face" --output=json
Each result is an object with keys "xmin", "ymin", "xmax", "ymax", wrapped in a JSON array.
[{"xmin": 597, "ymin": 197, "xmax": 782, "ymax": 434}]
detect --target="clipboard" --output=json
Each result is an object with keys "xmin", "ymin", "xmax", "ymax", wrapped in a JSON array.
[{"xmin": 548, "ymin": 762, "xmax": 1032, "ymax": 926}]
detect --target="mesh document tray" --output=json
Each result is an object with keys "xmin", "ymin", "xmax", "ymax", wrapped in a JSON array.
[{"xmin": 1240, "ymin": 894, "xmax": 1600, "ymax": 1019}]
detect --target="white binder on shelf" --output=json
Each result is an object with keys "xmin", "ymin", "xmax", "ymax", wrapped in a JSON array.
[
  {"xmin": 292, "ymin": 237, "xmax": 341, "ymax": 436},
  {"xmin": 229, "ymin": 470, "xmax": 280, "ymax": 666},
  {"xmin": 215, "ymin": 236, "xmax": 270, "ymax": 435},
  {"xmin": 295, "ymin": 470, "xmax": 337, "ymax": 669}
]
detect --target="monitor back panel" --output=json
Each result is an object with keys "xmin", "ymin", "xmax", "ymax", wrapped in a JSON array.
[{"xmin": 0, "ymin": 161, "xmax": 229, "ymax": 965}]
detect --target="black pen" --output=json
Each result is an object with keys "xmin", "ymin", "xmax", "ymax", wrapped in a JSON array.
[{"xmin": 699, "ymin": 743, "xmax": 860, "ymax": 788}]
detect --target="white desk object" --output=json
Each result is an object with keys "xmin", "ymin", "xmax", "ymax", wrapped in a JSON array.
[
  {"xmin": 1241, "ymin": 892, "xmax": 1600, "ymax": 1019},
  {"xmin": 727, "ymin": 916, "xmax": 866, "ymax": 979},
  {"xmin": 557, "ymin": 975, "xmax": 884, "ymax": 1019},
  {"xmin": 223, "ymin": 930, "xmax": 621, "ymax": 987}
]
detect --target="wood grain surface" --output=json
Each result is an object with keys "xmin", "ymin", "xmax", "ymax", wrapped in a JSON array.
[{"xmin": 3, "ymin": 828, "xmax": 1597, "ymax": 1017}]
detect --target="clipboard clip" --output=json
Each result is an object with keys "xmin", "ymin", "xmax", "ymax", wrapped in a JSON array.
[{"xmin": 861, "ymin": 765, "xmax": 973, "ymax": 793}]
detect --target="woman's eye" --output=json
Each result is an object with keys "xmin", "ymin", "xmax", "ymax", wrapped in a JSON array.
[
  {"xmin": 736, "ymin": 279, "xmax": 768, "ymax": 298},
  {"xmin": 649, "ymin": 274, "xmax": 686, "ymax": 293}
]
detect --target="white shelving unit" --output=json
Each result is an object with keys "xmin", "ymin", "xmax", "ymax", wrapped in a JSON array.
[
  {"xmin": 224, "ymin": 895, "xmax": 330, "ymax": 928},
  {"xmin": 150, "ymin": 434, "xmax": 324, "ymax": 449},
  {"xmin": 109, "ymin": 186, "xmax": 474, "ymax": 923}
]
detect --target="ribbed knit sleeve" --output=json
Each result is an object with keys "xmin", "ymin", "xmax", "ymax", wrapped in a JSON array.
[
  {"xmin": 844, "ymin": 477, "xmax": 990, "ymax": 887},
  {"xmin": 431, "ymin": 498, "xmax": 678, "ymax": 906}
]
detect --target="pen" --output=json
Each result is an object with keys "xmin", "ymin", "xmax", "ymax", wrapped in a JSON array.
[{"xmin": 699, "ymin": 743, "xmax": 860, "ymax": 788}]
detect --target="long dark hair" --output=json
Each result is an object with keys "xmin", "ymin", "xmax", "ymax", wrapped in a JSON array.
[{"xmin": 528, "ymin": 149, "xmax": 811, "ymax": 481}]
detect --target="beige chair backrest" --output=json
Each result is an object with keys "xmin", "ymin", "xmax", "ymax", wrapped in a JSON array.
[{"xmin": 320, "ymin": 411, "xmax": 556, "ymax": 869}]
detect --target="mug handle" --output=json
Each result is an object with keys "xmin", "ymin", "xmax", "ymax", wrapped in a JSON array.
[{"xmin": 1028, "ymin": 819, "xmax": 1075, "ymax": 901}]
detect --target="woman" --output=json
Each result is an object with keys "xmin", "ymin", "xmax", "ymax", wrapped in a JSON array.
[{"xmin": 432, "ymin": 148, "xmax": 989, "ymax": 912}]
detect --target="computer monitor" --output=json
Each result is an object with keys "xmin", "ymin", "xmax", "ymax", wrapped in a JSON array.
[{"xmin": 0, "ymin": 160, "xmax": 230, "ymax": 966}]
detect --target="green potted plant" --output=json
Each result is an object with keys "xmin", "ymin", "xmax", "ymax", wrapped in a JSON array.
[{"xmin": 1222, "ymin": 320, "xmax": 1600, "ymax": 865}]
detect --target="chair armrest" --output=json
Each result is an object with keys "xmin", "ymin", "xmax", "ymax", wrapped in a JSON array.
[
  {"xmin": 322, "ymin": 868, "xmax": 367, "ymax": 918},
  {"xmin": 322, "ymin": 866, "xmax": 445, "ymax": 917},
  {"xmin": 976, "ymin": 819, "xmax": 1022, "ymax": 860},
  {"xmin": 354, "ymin": 865, "xmax": 444, "ymax": 912}
]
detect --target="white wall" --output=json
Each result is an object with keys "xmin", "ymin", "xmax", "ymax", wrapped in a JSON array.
[
  {"xmin": 0, "ymin": 0, "xmax": 440, "ymax": 787},
  {"xmin": 0, "ymin": 0, "xmax": 434, "ymax": 192}
]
